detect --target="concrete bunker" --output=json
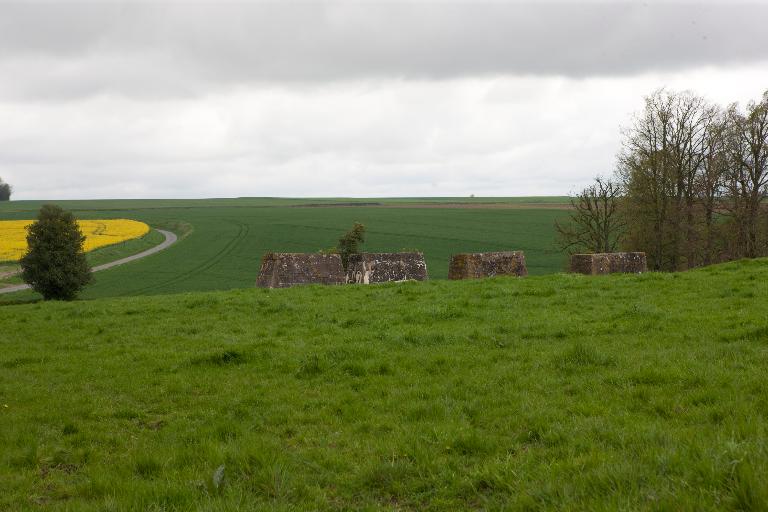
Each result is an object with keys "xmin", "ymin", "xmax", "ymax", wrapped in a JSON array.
[
  {"xmin": 569, "ymin": 252, "xmax": 647, "ymax": 275},
  {"xmin": 448, "ymin": 251, "xmax": 528, "ymax": 280},
  {"xmin": 256, "ymin": 252, "xmax": 345, "ymax": 288},
  {"xmin": 345, "ymin": 252, "xmax": 428, "ymax": 284}
]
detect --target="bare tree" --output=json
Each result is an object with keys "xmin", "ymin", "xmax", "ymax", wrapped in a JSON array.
[
  {"xmin": 555, "ymin": 176, "xmax": 625, "ymax": 254},
  {"xmin": 723, "ymin": 91, "xmax": 768, "ymax": 258},
  {"xmin": 618, "ymin": 89, "xmax": 716, "ymax": 270},
  {"xmin": 696, "ymin": 112, "xmax": 729, "ymax": 264},
  {"xmin": 601, "ymin": 88, "xmax": 768, "ymax": 270}
]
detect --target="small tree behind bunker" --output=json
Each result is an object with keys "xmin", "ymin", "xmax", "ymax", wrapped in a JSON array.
[
  {"xmin": 20, "ymin": 205, "xmax": 93, "ymax": 300},
  {"xmin": 337, "ymin": 222, "xmax": 365, "ymax": 270}
]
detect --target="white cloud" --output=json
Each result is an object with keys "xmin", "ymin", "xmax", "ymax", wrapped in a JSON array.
[{"xmin": 2, "ymin": 64, "xmax": 766, "ymax": 199}]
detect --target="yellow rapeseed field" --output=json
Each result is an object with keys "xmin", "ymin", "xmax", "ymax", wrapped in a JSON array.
[{"xmin": 0, "ymin": 219, "xmax": 150, "ymax": 262}]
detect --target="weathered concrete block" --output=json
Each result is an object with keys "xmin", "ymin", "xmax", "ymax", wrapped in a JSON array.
[
  {"xmin": 346, "ymin": 253, "xmax": 428, "ymax": 284},
  {"xmin": 448, "ymin": 251, "xmax": 528, "ymax": 280},
  {"xmin": 570, "ymin": 252, "xmax": 647, "ymax": 275},
  {"xmin": 256, "ymin": 252, "xmax": 345, "ymax": 288}
]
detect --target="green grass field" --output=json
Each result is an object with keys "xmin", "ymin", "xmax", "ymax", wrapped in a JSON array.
[
  {"xmin": 1, "ymin": 259, "xmax": 767, "ymax": 510},
  {"xmin": 0, "ymin": 198, "xmax": 569, "ymax": 301}
]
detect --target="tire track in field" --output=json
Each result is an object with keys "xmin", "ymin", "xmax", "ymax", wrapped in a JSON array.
[
  {"xmin": 128, "ymin": 220, "xmax": 250, "ymax": 295},
  {"xmin": 128, "ymin": 220, "xmax": 248, "ymax": 294}
]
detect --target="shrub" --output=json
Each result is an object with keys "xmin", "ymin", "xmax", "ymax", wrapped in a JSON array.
[
  {"xmin": 20, "ymin": 205, "xmax": 92, "ymax": 300},
  {"xmin": 336, "ymin": 222, "xmax": 365, "ymax": 270},
  {"xmin": 0, "ymin": 178, "xmax": 11, "ymax": 201}
]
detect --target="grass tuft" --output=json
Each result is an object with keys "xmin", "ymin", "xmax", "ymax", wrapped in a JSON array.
[
  {"xmin": 553, "ymin": 343, "xmax": 614, "ymax": 369},
  {"xmin": 133, "ymin": 456, "xmax": 162, "ymax": 479},
  {"xmin": 190, "ymin": 350, "xmax": 248, "ymax": 367}
]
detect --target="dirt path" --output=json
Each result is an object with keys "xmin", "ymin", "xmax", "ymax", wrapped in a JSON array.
[
  {"xmin": 0, "ymin": 229, "xmax": 178, "ymax": 295},
  {"xmin": 0, "ymin": 268, "xmax": 19, "ymax": 279}
]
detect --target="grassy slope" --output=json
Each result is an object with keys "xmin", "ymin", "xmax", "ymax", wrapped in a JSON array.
[
  {"xmin": 1, "ymin": 260, "xmax": 767, "ymax": 510},
  {"xmin": 0, "ymin": 198, "xmax": 569, "ymax": 301}
]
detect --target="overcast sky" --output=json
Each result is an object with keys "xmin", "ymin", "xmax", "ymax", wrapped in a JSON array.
[{"xmin": 1, "ymin": 1, "xmax": 767, "ymax": 200}]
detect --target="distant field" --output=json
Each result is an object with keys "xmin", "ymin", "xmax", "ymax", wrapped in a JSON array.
[
  {"xmin": 1, "ymin": 259, "xmax": 767, "ymax": 509},
  {"xmin": 0, "ymin": 197, "xmax": 571, "ymax": 212},
  {"xmin": 0, "ymin": 198, "xmax": 570, "ymax": 300}
]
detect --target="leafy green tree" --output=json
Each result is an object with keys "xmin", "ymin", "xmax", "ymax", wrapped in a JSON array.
[
  {"xmin": 337, "ymin": 222, "xmax": 365, "ymax": 270},
  {"xmin": 0, "ymin": 177, "xmax": 11, "ymax": 201},
  {"xmin": 20, "ymin": 205, "xmax": 92, "ymax": 300}
]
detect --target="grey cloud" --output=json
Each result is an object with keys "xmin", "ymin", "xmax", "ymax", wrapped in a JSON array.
[{"xmin": 0, "ymin": 2, "xmax": 767, "ymax": 100}]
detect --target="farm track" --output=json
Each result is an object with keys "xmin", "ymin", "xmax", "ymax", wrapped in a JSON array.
[
  {"xmin": 0, "ymin": 268, "xmax": 19, "ymax": 279},
  {"xmin": 127, "ymin": 221, "xmax": 250, "ymax": 295},
  {"xmin": 0, "ymin": 229, "xmax": 177, "ymax": 295}
]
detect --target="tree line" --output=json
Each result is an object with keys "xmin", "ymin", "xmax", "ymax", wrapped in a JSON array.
[{"xmin": 558, "ymin": 88, "xmax": 768, "ymax": 271}]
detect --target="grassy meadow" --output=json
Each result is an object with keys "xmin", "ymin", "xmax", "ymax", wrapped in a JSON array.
[
  {"xmin": 0, "ymin": 198, "xmax": 569, "ymax": 301},
  {"xmin": 1, "ymin": 259, "xmax": 768, "ymax": 510}
]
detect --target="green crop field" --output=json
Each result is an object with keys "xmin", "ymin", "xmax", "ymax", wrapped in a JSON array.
[
  {"xmin": 1, "ymin": 259, "xmax": 767, "ymax": 510},
  {"xmin": 0, "ymin": 198, "xmax": 570, "ymax": 301}
]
